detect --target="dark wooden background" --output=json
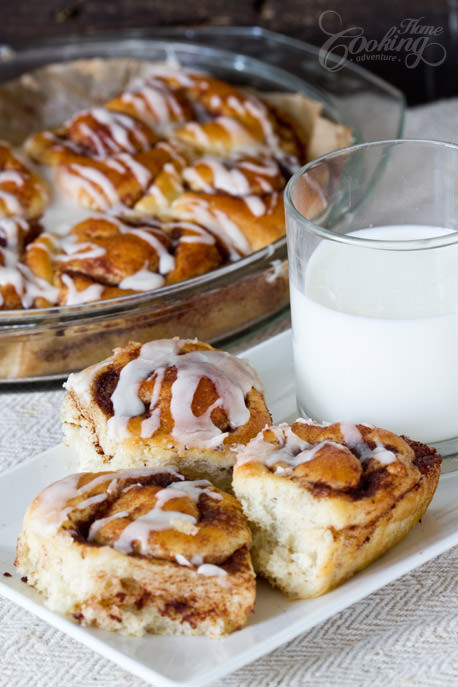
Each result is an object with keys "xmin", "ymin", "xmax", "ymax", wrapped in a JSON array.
[{"xmin": 0, "ymin": 0, "xmax": 456, "ymax": 105}]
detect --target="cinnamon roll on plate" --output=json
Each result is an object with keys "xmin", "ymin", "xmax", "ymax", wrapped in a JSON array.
[
  {"xmin": 61, "ymin": 337, "xmax": 271, "ymax": 491},
  {"xmin": 15, "ymin": 467, "xmax": 255, "ymax": 637},
  {"xmin": 232, "ymin": 419, "xmax": 441, "ymax": 598}
]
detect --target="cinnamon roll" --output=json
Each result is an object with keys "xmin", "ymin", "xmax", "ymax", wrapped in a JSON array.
[
  {"xmin": 55, "ymin": 145, "xmax": 180, "ymax": 211},
  {"xmin": 106, "ymin": 78, "xmax": 194, "ymax": 128},
  {"xmin": 182, "ymin": 155, "xmax": 286, "ymax": 196},
  {"xmin": 153, "ymin": 69, "xmax": 306, "ymax": 168},
  {"xmin": 15, "ymin": 468, "xmax": 255, "ymax": 637},
  {"xmin": 61, "ymin": 337, "xmax": 271, "ymax": 490},
  {"xmin": 0, "ymin": 142, "xmax": 49, "ymax": 219},
  {"xmin": 170, "ymin": 191, "xmax": 285, "ymax": 253},
  {"xmin": 25, "ymin": 108, "xmax": 159, "ymax": 165},
  {"xmin": 0, "ymin": 218, "xmax": 57, "ymax": 308},
  {"xmin": 232, "ymin": 420, "xmax": 441, "ymax": 598},
  {"xmin": 25, "ymin": 215, "xmax": 225, "ymax": 305}
]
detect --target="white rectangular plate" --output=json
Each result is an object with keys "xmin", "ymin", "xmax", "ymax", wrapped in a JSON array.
[{"xmin": 1, "ymin": 329, "xmax": 458, "ymax": 687}]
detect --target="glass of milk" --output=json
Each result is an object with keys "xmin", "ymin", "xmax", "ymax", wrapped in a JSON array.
[{"xmin": 285, "ymin": 139, "xmax": 458, "ymax": 466}]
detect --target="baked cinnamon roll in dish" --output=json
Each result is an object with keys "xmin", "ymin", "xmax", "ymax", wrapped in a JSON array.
[
  {"xmin": 0, "ymin": 58, "xmax": 352, "ymax": 379},
  {"xmin": 25, "ymin": 107, "xmax": 159, "ymax": 165},
  {"xmin": 0, "ymin": 217, "xmax": 58, "ymax": 309},
  {"xmin": 169, "ymin": 190, "xmax": 285, "ymax": 253},
  {"xmin": 15, "ymin": 467, "xmax": 255, "ymax": 637},
  {"xmin": 232, "ymin": 419, "xmax": 441, "ymax": 598},
  {"xmin": 55, "ymin": 144, "xmax": 187, "ymax": 212},
  {"xmin": 0, "ymin": 142, "xmax": 49, "ymax": 219},
  {"xmin": 0, "ymin": 62, "xmax": 350, "ymax": 319},
  {"xmin": 25, "ymin": 215, "xmax": 225, "ymax": 305},
  {"xmin": 105, "ymin": 77, "xmax": 195, "ymax": 128},
  {"xmin": 61, "ymin": 337, "xmax": 271, "ymax": 490}
]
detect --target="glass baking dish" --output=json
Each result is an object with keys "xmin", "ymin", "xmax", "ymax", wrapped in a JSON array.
[{"xmin": 0, "ymin": 28, "xmax": 405, "ymax": 382}]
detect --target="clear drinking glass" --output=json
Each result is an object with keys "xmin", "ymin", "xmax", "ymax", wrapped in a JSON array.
[{"xmin": 284, "ymin": 139, "xmax": 458, "ymax": 469}]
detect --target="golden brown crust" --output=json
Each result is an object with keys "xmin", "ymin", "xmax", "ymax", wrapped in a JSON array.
[
  {"xmin": 24, "ymin": 215, "xmax": 226, "ymax": 305},
  {"xmin": 235, "ymin": 420, "xmax": 441, "ymax": 522},
  {"xmin": 55, "ymin": 146, "xmax": 180, "ymax": 211},
  {"xmin": 16, "ymin": 467, "xmax": 256, "ymax": 637},
  {"xmin": 106, "ymin": 80, "xmax": 194, "ymax": 126},
  {"xmin": 61, "ymin": 337, "xmax": 271, "ymax": 490},
  {"xmin": 182, "ymin": 155, "xmax": 286, "ymax": 196},
  {"xmin": 233, "ymin": 420, "xmax": 441, "ymax": 598},
  {"xmin": 170, "ymin": 191, "xmax": 285, "ymax": 252},
  {"xmin": 0, "ymin": 142, "xmax": 49, "ymax": 219}
]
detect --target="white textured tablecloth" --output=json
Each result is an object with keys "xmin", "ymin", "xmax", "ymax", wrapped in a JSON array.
[{"xmin": 1, "ymin": 98, "xmax": 458, "ymax": 687}]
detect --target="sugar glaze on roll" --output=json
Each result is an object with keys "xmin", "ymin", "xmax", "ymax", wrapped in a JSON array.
[
  {"xmin": 232, "ymin": 419, "xmax": 441, "ymax": 599},
  {"xmin": 61, "ymin": 337, "xmax": 271, "ymax": 490},
  {"xmin": 15, "ymin": 467, "xmax": 255, "ymax": 637}
]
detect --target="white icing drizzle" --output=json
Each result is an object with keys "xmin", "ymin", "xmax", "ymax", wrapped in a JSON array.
[
  {"xmin": 338, "ymin": 422, "xmax": 396, "ymax": 464},
  {"xmin": 28, "ymin": 467, "xmax": 182, "ymax": 537},
  {"xmin": 356, "ymin": 441, "xmax": 396, "ymax": 465},
  {"xmin": 118, "ymin": 266, "xmax": 165, "ymax": 291},
  {"xmin": 64, "ymin": 358, "xmax": 109, "ymax": 404},
  {"xmin": 216, "ymin": 117, "xmax": 259, "ymax": 149},
  {"xmin": 112, "ymin": 153, "xmax": 152, "ymax": 187},
  {"xmin": 61, "ymin": 154, "xmax": 151, "ymax": 211},
  {"xmin": 142, "ymin": 64, "xmax": 196, "ymax": 88},
  {"xmin": 39, "ymin": 165, "xmax": 93, "ymax": 236},
  {"xmin": 155, "ymin": 140, "xmax": 188, "ymax": 165},
  {"xmin": 144, "ymin": 182, "xmax": 167, "ymax": 208},
  {"xmin": 182, "ymin": 122, "xmax": 210, "ymax": 147},
  {"xmin": 79, "ymin": 121, "xmax": 109, "ymax": 157},
  {"xmin": 121, "ymin": 82, "xmax": 184, "ymax": 124},
  {"xmin": 236, "ymin": 421, "xmax": 396, "ymax": 471},
  {"xmin": 76, "ymin": 492, "xmax": 107, "ymax": 510},
  {"xmin": 244, "ymin": 98, "xmax": 280, "ymax": 152},
  {"xmin": 174, "ymin": 222, "xmax": 215, "ymax": 245},
  {"xmin": 57, "ymin": 235, "xmax": 106, "ymax": 261},
  {"xmin": 29, "ymin": 472, "xmax": 119, "ymax": 537},
  {"xmin": 173, "ymin": 548, "xmax": 230, "ymax": 587},
  {"xmin": 92, "ymin": 338, "xmax": 262, "ymax": 447},
  {"xmin": 0, "ymin": 189, "xmax": 22, "ymax": 214},
  {"xmin": 176, "ymin": 197, "xmax": 249, "ymax": 258},
  {"xmin": 126, "ymin": 228, "xmax": 175, "ymax": 274},
  {"xmin": 197, "ymin": 563, "xmax": 229, "ymax": 587},
  {"xmin": 140, "ymin": 366, "xmax": 165, "ymax": 438},
  {"xmin": 0, "ymin": 262, "xmax": 59, "ymax": 308},
  {"xmin": 0, "ymin": 217, "xmax": 28, "ymax": 266},
  {"xmin": 60, "ymin": 273, "xmax": 105, "ymax": 305},
  {"xmin": 236, "ymin": 424, "xmax": 332, "ymax": 469},
  {"xmin": 28, "ymin": 473, "xmax": 81, "ymax": 537},
  {"xmin": 87, "ymin": 510, "xmax": 130, "ymax": 541},
  {"xmin": 175, "ymin": 553, "xmax": 192, "ymax": 567},
  {"xmin": 238, "ymin": 158, "xmax": 279, "ymax": 177},
  {"xmin": 339, "ymin": 422, "xmax": 364, "ymax": 448},
  {"xmin": 108, "ymin": 479, "xmax": 220, "ymax": 554},
  {"xmin": 183, "ymin": 157, "xmax": 251, "ymax": 195},
  {"xmin": 0, "ymin": 170, "xmax": 25, "ymax": 186},
  {"xmin": 89, "ymin": 108, "xmax": 149, "ymax": 153},
  {"xmin": 226, "ymin": 95, "xmax": 247, "ymax": 118},
  {"xmin": 243, "ymin": 195, "xmax": 266, "ymax": 217},
  {"xmin": 63, "ymin": 165, "xmax": 118, "ymax": 210},
  {"xmin": 209, "ymin": 94, "xmax": 222, "ymax": 108}
]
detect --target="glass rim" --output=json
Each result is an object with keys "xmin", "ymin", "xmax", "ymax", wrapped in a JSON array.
[{"xmin": 284, "ymin": 138, "xmax": 458, "ymax": 251}]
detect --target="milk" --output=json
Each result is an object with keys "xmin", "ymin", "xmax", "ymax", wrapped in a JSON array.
[{"xmin": 290, "ymin": 225, "xmax": 458, "ymax": 443}]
